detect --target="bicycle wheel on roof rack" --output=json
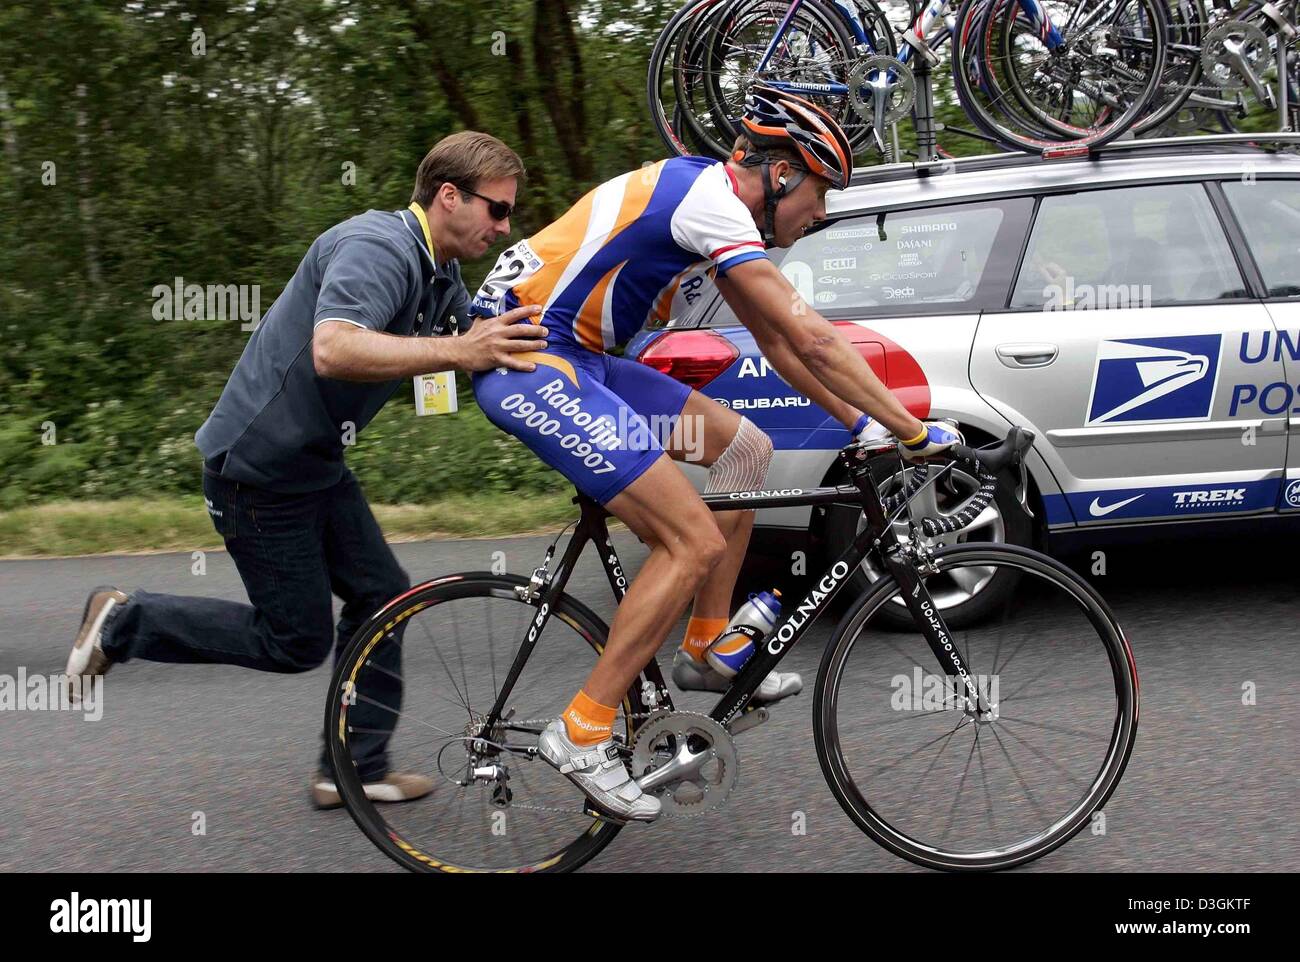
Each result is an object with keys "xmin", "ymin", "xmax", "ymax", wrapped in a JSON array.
[
  {"xmin": 1129, "ymin": 0, "xmax": 1212, "ymax": 136},
  {"xmin": 999, "ymin": 0, "xmax": 1169, "ymax": 138},
  {"xmin": 951, "ymin": 0, "xmax": 1065, "ymax": 145},
  {"xmin": 953, "ymin": 0, "xmax": 1168, "ymax": 153},
  {"xmin": 698, "ymin": 0, "xmax": 883, "ymax": 157},
  {"xmin": 650, "ymin": 0, "xmax": 744, "ymax": 157}
]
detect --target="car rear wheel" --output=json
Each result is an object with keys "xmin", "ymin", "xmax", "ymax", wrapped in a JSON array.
[{"xmin": 822, "ymin": 447, "xmax": 1034, "ymax": 630}]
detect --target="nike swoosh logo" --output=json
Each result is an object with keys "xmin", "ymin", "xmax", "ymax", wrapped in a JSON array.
[{"xmin": 1089, "ymin": 494, "xmax": 1144, "ymax": 517}]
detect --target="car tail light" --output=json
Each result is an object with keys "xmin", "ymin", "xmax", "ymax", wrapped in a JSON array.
[{"xmin": 635, "ymin": 330, "xmax": 740, "ymax": 390}]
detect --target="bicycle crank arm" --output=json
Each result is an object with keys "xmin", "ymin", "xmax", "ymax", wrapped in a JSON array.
[
  {"xmin": 1223, "ymin": 43, "xmax": 1274, "ymax": 104},
  {"xmin": 725, "ymin": 705, "xmax": 770, "ymax": 737},
  {"xmin": 635, "ymin": 740, "xmax": 716, "ymax": 793},
  {"xmin": 1186, "ymin": 91, "xmax": 1242, "ymax": 111}
]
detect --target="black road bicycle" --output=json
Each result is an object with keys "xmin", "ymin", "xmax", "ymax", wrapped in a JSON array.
[{"xmin": 325, "ymin": 428, "xmax": 1139, "ymax": 873}]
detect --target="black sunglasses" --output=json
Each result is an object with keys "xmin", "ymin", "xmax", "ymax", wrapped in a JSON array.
[{"xmin": 456, "ymin": 185, "xmax": 514, "ymax": 222}]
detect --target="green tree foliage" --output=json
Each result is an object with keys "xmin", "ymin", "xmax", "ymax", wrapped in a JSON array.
[
  {"xmin": 3, "ymin": 1, "xmax": 1270, "ymax": 508},
  {"xmin": 0, "ymin": 0, "xmax": 680, "ymax": 505}
]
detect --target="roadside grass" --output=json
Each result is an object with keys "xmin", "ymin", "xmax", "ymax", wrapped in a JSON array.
[{"xmin": 0, "ymin": 492, "xmax": 582, "ymax": 559}]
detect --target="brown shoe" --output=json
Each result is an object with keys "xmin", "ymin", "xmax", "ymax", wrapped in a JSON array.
[
  {"xmin": 66, "ymin": 587, "xmax": 127, "ymax": 702},
  {"xmin": 311, "ymin": 772, "xmax": 435, "ymax": 810}
]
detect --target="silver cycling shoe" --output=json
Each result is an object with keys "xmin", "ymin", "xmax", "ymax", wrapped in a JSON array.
[
  {"xmin": 670, "ymin": 649, "xmax": 802, "ymax": 703},
  {"xmin": 536, "ymin": 720, "xmax": 661, "ymax": 823}
]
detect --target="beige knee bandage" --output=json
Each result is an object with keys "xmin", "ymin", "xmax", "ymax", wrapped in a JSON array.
[{"xmin": 704, "ymin": 417, "xmax": 774, "ymax": 494}]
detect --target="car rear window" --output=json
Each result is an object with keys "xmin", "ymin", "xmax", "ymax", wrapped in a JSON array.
[
  {"xmin": 777, "ymin": 203, "xmax": 1010, "ymax": 313},
  {"xmin": 1220, "ymin": 178, "xmax": 1300, "ymax": 298},
  {"xmin": 1009, "ymin": 182, "xmax": 1247, "ymax": 309},
  {"xmin": 698, "ymin": 196, "xmax": 1031, "ymax": 327}
]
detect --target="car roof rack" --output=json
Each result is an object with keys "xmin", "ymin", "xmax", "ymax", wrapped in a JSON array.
[{"xmin": 846, "ymin": 132, "xmax": 1300, "ymax": 188}]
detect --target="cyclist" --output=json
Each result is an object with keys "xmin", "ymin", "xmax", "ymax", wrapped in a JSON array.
[{"xmin": 470, "ymin": 88, "xmax": 958, "ymax": 822}]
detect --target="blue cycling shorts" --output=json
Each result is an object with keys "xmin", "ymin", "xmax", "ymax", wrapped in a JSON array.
[{"xmin": 471, "ymin": 345, "xmax": 692, "ymax": 504}]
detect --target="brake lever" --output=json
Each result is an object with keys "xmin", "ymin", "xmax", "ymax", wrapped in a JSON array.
[
  {"xmin": 948, "ymin": 433, "xmax": 1035, "ymax": 519},
  {"xmin": 1017, "ymin": 456, "xmax": 1034, "ymax": 519}
]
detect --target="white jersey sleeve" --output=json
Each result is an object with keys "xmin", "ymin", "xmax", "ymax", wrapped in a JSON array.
[{"xmin": 669, "ymin": 163, "xmax": 768, "ymax": 276}]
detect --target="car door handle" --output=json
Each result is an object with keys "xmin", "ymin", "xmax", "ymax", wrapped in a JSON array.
[{"xmin": 996, "ymin": 343, "xmax": 1058, "ymax": 368}]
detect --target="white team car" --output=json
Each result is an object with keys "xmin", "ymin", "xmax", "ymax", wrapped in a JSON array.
[{"xmin": 625, "ymin": 136, "xmax": 1300, "ymax": 625}]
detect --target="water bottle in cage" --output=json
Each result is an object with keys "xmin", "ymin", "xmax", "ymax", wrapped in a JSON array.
[{"xmin": 705, "ymin": 590, "xmax": 783, "ymax": 679}]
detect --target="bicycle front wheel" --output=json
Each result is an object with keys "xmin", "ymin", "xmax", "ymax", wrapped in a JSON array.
[
  {"xmin": 325, "ymin": 572, "xmax": 640, "ymax": 874},
  {"xmin": 813, "ymin": 543, "xmax": 1139, "ymax": 871}
]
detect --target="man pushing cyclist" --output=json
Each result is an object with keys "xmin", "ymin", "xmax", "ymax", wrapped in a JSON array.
[{"xmin": 470, "ymin": 87, "xmax": 960, "ymax": 822}]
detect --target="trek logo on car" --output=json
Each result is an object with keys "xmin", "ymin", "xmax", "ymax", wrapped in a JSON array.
[{"xmin": 1172, "ymin": 488, "xmax": 1246, "ymax": 507}]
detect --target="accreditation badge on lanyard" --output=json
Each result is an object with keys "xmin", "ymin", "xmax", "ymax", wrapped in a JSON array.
[
  {"xmin": 405, "ymin": 201, "xmax": 459, "ymax": 417},
  {"xmin": 414, "ymin": 368, "xmax": 458, "ymax": 416}
]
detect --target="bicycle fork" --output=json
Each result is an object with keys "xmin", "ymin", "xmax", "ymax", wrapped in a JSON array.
[
  {"xmin": 880, "ymin": 547, "xmax": 996, "ymax": 719},
  {"xmin": 869, "ymin": 507, "xmax": 996, "ymax": 720}
]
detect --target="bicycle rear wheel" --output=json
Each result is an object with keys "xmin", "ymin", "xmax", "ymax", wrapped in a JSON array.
[
  {"xmin": 325, "ymin": 572, "xmax": 640, "ymax": 874},
  {"xmin": 813, "ymin": 543, "xmax": 1139, "ymax": 871}
]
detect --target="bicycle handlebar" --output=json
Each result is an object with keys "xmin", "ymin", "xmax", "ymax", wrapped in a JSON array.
[
  {"xmin": 950, "ymin": 426, "xmax": 1036, "ymax": 476},
  {"xmin": 876, "ymin": 427, "xmax": 1035, "ymax": 538}
]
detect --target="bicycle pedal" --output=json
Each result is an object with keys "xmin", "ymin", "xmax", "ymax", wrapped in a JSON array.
[{"xmin": 582, "ymin": 801, "xmax": 631, "ymax": 826}]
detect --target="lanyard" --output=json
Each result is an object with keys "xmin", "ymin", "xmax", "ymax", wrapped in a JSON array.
[
  {"xmin": 406, "ymin": 202, "xmax": 437, "ymax": 270},
  {"xmin": 401, "ymin": 203, "xmax": 459, "ymax": 337}
]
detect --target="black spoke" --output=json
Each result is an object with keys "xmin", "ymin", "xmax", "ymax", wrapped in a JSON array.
[
  {"xmin": 416, "ymin": 616, "xmax": 472, "ymax": 718},
  {"xmin": 939, "ymin": 734, "xmax": 982, "ymax": 848},
  {"xmin": 997, "ymin": 720, "xmax": 1092, "ymax": 793}
]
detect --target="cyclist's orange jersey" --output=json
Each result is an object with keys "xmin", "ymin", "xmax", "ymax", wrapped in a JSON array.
[{"xmin": 470, "ymin": 156, "xmax": 767, "ymax": 353}]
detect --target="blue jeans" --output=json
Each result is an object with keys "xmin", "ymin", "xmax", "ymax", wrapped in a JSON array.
[{"xmin": 101, "ymin": 458, "xmax": 410, "ymax": 780}]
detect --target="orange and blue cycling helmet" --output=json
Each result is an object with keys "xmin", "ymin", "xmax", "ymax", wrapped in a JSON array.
[
  {"xmin": 735, "ymin": 85, "xmax": 853, "ymax": 245},
  {"xmin": 738, "ymin": 84, "xmax": 854, "ymax": 189}
]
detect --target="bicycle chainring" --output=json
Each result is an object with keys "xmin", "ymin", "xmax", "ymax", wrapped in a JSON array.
[
  {"xmin": 1200, "ymin": 20, "xmax": 1273, "ymax": 89},
  {"xmin": 630, "ymin": 710, "xmax": 738, "ymax": 817},
  {"xmin": 848, "ymin": 55, "xmax": 916, "ymax": 126}
]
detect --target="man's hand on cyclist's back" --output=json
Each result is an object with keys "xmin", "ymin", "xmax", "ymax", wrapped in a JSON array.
[{"xmin": 451, "ymin": 304, "xmax": 548, "ymax": 373}]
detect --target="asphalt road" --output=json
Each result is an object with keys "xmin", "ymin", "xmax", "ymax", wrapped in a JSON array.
[{"xmin": 1, "ymin": 527, "xmax": 1296, "ymax": 873}]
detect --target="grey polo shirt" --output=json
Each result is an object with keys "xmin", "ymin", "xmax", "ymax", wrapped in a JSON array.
[{"xmin": 195, "ymin": 207, "xmax": 470, "ymax": 492}]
